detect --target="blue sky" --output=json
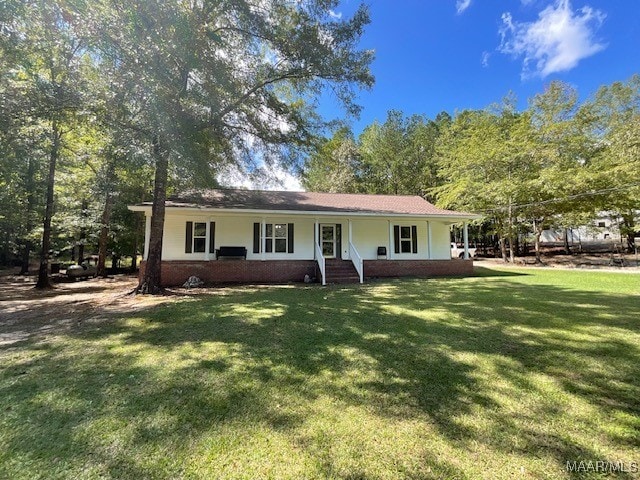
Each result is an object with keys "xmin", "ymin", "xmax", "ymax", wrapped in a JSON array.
[{"xmin": 319, "ymin": 0, "xmax": 640, "ymax": 134}]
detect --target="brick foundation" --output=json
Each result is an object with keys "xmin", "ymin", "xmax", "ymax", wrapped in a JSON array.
[
  {"xmin": 139, "ymin": 259, "xmax": 473, "ymax": 286},
  {"xmin": 364, "ymin": 259, "xmax": 473, "ymax": 278},
  {"xmin": 139, "ymin": 260, "xmax": 317, "ymax": 287}
]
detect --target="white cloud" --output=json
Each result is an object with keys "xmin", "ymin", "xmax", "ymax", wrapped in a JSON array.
[
  {"xmin": 499, "ymin": 0, "xmax": 606, "ymax": 78},
  {"xmin": 481, "ymin": 51, "xmax": 490, "ymax": 67},
  {"xmin": 217, "ymin": 163, "xmax": 303, "ymax": 192},
  {"xmin": 328, "ymin": 9, "xmax": 342, "ymax": 20},
  {"xmin": 262, "ymin": 164, "xmax": 303, "ymax": 191},
  {"xmin": 456, "ymin": 0, "xmax": 472, "ymax": 14},
  {"xmin": 216, "ymin": 164, "xmax": 254, "ymax": 190}
]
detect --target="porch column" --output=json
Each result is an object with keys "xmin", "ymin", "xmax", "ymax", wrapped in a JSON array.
[
  {"xmin": 143, "ymin": 214, "xmax": 151, "ymax": 260},
  {"xmin": 347, "ymin": 219, "xmax": 352, "ymax": 260},
  {"xmin": 427, "ymin": 221, "xmax": 432, "ymax": 260},
  {"xmin": 314, "ymin": 220, "xmax": 318, "ymax": 259},
  {"xmin": 205, "ymin": 221, "xmax": 211, "ymax": 261},
  {"xmin": 463, "ymin": 222, "xmax": 470, "ymax": 260},
  {"xmin": 388, "ymin": 221, "xmax": 393, "ymax": 260},
  {"xmin": 261, "ymin": 218, "xmax": 266, "ymax": 261}
]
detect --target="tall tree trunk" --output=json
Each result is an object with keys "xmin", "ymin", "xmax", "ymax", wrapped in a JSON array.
[
  {"xmin": 77, "ymin": 199, "xmax": 88, "ymax": 264},
  {"xmin": 136, "ymin": 136, "xmax": 168, "ymax": 294},
  {"xmin": 97, "ymin": 162, "xmax": 117, "ymax": 277},
  {"xmin": 20, "ymin": 242, "xmax": 32, "ymax": 275},
  {"xmin": 77, "ymin": 242, "xmax": 84, "ymax": 264},
  {"xmin": 20, "ymin": 157, "xmax": 37, "ymax": 275},
  {"xmin": 563, "ymin": 228, "xmax": 571, "ymax": 255},
  {"xmin": 621, "ymin": 212, "xmax": 636, "ymax": 253},
  {"xmin": 131, "ymin": 244, "xmax": 138, "ymax": 271},
  {"xmin": 131, "ymin": 203, "xmax": 141, "ymax": 272},
  {"xmin": 35, "ymin": 121, "xmax": 61, "ymax": 289},
  {"xmin": 97, "ymin": 191, "xmax": 115, "ymax": 277},
  {"xmin": 500, "ymin": 236, "xmax": 508, "ymax": 262},
  {"xmin": 534, "ymin": 231, "xmax": 542, "ymax": 263},
  {"xmin": 534, "ymin": 220, "xmax": 543, "ymax": 264},
  {"xmin": 507, "ymin": 200, "xmax": 515, "ymax": 263},
  {"xmin": 576, "ymin": 232, "xmax": 583, "ymax": 253},
  {"xmin": 508, "ymin": 235, "xmax": 516, "ymax": 263}
]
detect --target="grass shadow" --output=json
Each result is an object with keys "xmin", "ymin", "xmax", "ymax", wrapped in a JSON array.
[
  {"xmin": 1, "ymin": 272, "xmax": 639, "ymax": 478},
  {"xmin": 472, "ymin": 265, "xmax": 531, "ymax": 277}
]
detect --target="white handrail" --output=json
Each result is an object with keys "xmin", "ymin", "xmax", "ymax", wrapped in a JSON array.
[
  {"xmin": 315, "ymin": 241, "xmax": 326, "ymax": 285},
  {"xmin": 349, "ymin": 241, "xmax": 364, "ymax": 283}
]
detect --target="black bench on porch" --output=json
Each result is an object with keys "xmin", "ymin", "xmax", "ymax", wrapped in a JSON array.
[{"xmin": 215, "ymin": 246, "xmax": 248, "ymax": 260}]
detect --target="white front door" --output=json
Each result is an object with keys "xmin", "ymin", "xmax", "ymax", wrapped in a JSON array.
[{"xmin": 320, "ymin": 224, "xmax": 336, "ymax": 258}]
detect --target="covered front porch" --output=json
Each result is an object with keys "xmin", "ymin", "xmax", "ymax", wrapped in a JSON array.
[{"xmin": 311, "ymin": 218, "xmax": 474, "ymax": 285}]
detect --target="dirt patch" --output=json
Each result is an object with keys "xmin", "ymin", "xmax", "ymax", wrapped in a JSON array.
[
  {"xmin": 0, "ymin": 273, "xmax": 184, "ymax": 346},
  {"xmin": 0, "ymin": 271, "xmax": 300, "ymax": 346},
  {"xmin": 477, "ymin": 251, "xmax": 640, "ymax": 272}
]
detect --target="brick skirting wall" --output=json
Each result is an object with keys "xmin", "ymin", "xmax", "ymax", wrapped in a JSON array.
[
  {"xmin": 364, "ymin": 259, "xmax": 473, "ymax": 278},
  {"xmin": 139, "ymin": 259, "xmax": 473, "ymax": 286},
  {"xmin": 139, "ymin": 260, "xmax": 317, "ymax": 286}
]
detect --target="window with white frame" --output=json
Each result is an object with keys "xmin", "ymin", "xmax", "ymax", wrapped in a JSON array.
[
  {"xmin": 264, "ymin": 223, "xmax": 288, "ymax": 253},
  {"xmin": 185, "ymin": 221, "xmax": 215, "ymax": 254},
  {"xmin": 192, "ymin": 222, "xmax": 207, "ymax": 252},
  {"xmin": 400, "ymin": 226, "xmax": 413, "ymax": 253},
  {"xmin": 394, "ymin": 224, "xmax": 417, "ymax": 254}
]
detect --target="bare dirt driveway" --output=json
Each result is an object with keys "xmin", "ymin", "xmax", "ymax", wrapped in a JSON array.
[{"xmin": 0, "ymin": 273, "xmax": 171, "ymax": 346}]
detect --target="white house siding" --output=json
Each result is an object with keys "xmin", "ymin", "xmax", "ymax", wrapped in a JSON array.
[
  {"xmin": 429, "ymin": 221, "xmax": 453, "ymax": 260},
  {"xmin": 161, "ymin": 213, "xmax": 195, "ymax": 261},
  {"xmin": 156, "ymin": 211, "xmax": 458, "ymax": 262},
  {"xmin": 356, "ymin": 220, "xmax": 451, "ymax": 260},
  {"xmin": 349, "ymin": 219, "xmax": 452, "ymax": 261},
  {"xmin": 161, "ymin": 213, "xmax": 316, "ymax": 261},
  {"xmin": 351, "ymin": 219, "xmax": 389, "ymax": 260}
]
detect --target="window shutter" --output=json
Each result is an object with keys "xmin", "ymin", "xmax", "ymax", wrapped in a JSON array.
[
  {"xmin": 412, "ymin": 225, "xmax": 418, "ymax": 254},
  {"xmin": 394, "ymin": 225, "xmax": 400, "ymax": 254},
  {"xmin": 209, "ymin": 222, "xmax": 216, "ymax": 254},
  {"xmin": 287, "ymin": 223, "xmax": 294, "ymax": 253},
  {"xmin": 185, "ymin": 221, "xmax": 193, "ymax": 253},
  {"xmin": 253, "ymin": 223, "xmax": 260, "ymax": 253},
  {"xmin": 336, "ymin": 224, "xmax": 342, "ymax": 259}
]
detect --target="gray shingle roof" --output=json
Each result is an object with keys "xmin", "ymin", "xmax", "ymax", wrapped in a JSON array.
[{"xmin": 149, "ymin": 189, "xmax": 476, "ymax": 217}]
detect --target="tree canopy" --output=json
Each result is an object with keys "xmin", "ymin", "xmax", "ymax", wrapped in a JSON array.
[
  {"xmin": 301, "ymin": 78, "xmax": 640, "ymax": 259},
  {"xmin": 1, "ymin": 0, "xmax": 375, "ymax": 290}
]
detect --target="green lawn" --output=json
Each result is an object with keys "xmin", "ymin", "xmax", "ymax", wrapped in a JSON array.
[{"xmin": 1, "ymin": 267, "xmax": 639, "ymax": 479}]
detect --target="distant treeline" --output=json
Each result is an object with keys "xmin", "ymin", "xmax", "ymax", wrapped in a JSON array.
[{"xmin": 301, "ymin": 78, "xmax": 640, "ymax": 261}]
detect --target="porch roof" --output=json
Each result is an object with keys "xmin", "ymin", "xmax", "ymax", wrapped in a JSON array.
[{"xmin": 131, "ymin": 189, "xmax": 479, "ymax": 219}]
